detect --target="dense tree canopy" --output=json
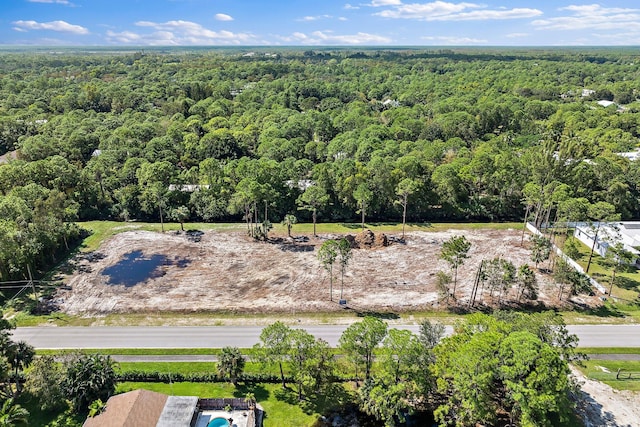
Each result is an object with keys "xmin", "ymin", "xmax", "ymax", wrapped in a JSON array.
[{"xmin": 3, "ymin": 47, "xmax": 640, "ymax": 281}]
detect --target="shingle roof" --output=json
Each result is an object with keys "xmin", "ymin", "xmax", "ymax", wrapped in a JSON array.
[{"xmin": 83, "ymin": 389, "xmax": 168, "ymax": 427}]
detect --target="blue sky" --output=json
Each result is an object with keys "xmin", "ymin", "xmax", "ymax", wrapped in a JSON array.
[{"xmin": 2, "ymin": 1, "xmax": 640, "ymax": 46}]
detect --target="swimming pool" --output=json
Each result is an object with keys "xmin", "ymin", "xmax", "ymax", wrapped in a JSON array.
[{"xmin": 207, "ymin": 417, "xmax": 230, "ymax": 427}]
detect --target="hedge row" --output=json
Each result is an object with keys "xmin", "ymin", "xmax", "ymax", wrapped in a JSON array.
[
  {"xmin": 117, "ymin": 371, "xmax": 288, "ymax": 383},
  {"xmin": 117, "ymin": 370, "xmax": 358, "ymax": 383}
]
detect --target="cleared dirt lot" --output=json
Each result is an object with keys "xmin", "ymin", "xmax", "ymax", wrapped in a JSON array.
[{"xmin": 57, "ymin": 226, "xmax": 574, "ymax": 315}]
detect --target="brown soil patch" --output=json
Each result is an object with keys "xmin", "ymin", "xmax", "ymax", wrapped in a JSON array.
[{"xmin": 56, "ymin": 228, "xmax": 594, "ymax": 315}]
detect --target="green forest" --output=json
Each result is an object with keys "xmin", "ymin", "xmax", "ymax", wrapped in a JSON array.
[{"xmin": 2, "ymin": 47, "xmax": 640, "ymax": 281}]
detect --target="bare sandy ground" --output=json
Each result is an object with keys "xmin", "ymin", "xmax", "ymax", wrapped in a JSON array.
[
  {"xmin": 57, "ymin": 227, "xmax": 569, "ymax": 315},
  {"xmin": 571, "ymin": 366, "xmax": 640, "ymax": 427}
]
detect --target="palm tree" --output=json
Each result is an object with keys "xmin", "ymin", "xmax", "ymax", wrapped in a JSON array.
[
  {"xmin": 244, "ymin": 392, "xmax": 256, "ymax": 410},
  {"xmin": 217, "ymin": 346, "xmax": 245, "ymax": 386},
  {"xmin": 0, "ymin": 398, "xmax": 29, "ymax": 427},
  {"xmin": 6, "ymin": 341, "xmax": 35, "ymax": 394},
  {"xmin": 62, "ymin": 353, "xmax": 117, "ymax": 413}
]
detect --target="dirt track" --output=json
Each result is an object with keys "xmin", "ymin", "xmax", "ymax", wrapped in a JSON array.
[
  {"xmin": 571, "ymin": 366, "xmax": 640, "ymax": 427},
  {"xmin": 55, "ymin": 227, "xmax": 574, "ymax": 315}
]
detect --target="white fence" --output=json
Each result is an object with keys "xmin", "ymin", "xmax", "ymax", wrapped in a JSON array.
[{"xmin": 525, "ymin": 222, "xmax": 606, "ymax": 294}]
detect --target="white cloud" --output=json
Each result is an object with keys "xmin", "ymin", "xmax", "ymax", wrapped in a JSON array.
[
  {"xmin": 279, "ymin": 30, "xmax": 391, "ymax": 45},
  {"xmin": 215, "ymin": 13, "xmax": 233, "ymax": 22},
  {"xmin": 533, "ymin": 4, "xmax": 640, "ymax": 31},
  {"xmin": 372, "ymin": 1, "xmax": 542, "ymax": 21},
  {"xmin": 105, "ymin": 30, "xmax": 142, "ymax": 44},
  {"xmin": 12, "ymin": 20, "xmax": 88, "ymax": 34},
  {"xmin": 339, "ymin": 17, "xmax": 348, "ymax": 21},
  {"xmin": 560, "ymin": 4, "xmax": 635, "ymax": 15},
  {"xmin": 105, "ymin": 20, "xmax": 256, "ymax": 45},
  {"xmin": 27, "ymin": 0, "xmax": 70, "ymax": 3},
  {"xmin": 344, "ymin": 3, "xmax": 360, "ymax": 10},
  {"xmin": 370, "ymin": 0, "xmax": 403, "ymax": 5},
  {"xmin": 421, "ymin": 35, "xmax": 487, "ymax": 44},
  {"xmin": 299, "ymin": 15, "xmax": 332, "ymax": 22},
  {"xmin": 506, "ymin": 32, "xmax": 529, "ymax": 38}
]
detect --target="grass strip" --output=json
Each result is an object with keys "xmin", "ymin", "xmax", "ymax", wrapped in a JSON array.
[
  {"xmin": 576, "ymin": 360, "xmax": 640, "ymax": 392},
  {"xmin": 77, "ymin": 220, "xmax": 521, "ymax": 253},
  {"xmin": 36, "ymin": 348, "xmax": 256, "ymax": 356},
  {"xmin": 579, "ymin": 347, "xmax": 640, "ymax": 354},
  {"xmin": 116, "ymin": 361, "xmax": 271, "ymax": 375}
]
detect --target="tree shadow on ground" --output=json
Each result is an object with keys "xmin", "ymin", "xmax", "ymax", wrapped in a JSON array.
[
  {"xmin": 278, "ymin": 243, "xmax": 316, "ymax": 252},
  {"xmin": 614, "ymin": 276, "xmax": 640, "ymax": 291},
  {"xmin": 574, "ymin": 387, "xmax": 631, "ymax": 427},
  {"xmin": 300, "ymin": 382, "xmax": 353, "ymax": 416},
  {"xmin": 340, "ymin": 222, "xmax": 434, "ymax": 230},
  {"xmin": 447, "ymin": 304, "xmax": 473, "ymax": 314},
  {"xmin": 340, "ymin": 223, "xmax": 364, "ymax": 230},
  {"xmin": 486, "ymin": 300, "xmax": 551, "ymax": 313},
  {"xmin": 570, "ymin": 301, "xmax": 625, "ymax": 318},
  {"xmin": 232, "ymin": 383, "xmax": 270, "ymax": 401},
  {"xmin": 274, "ymin": 382, "xmax": 352, "ymax": 416},
  {"xmin": 273, "ymin": 385, "xmax": 298, "ymax": 405},
  {"xmin": 388, "ymin": 236, "xmax": 407, "ymax": 245},
  {"xmin": 350, "ymin": 308, "xmax": 400, "ymax": 320}
]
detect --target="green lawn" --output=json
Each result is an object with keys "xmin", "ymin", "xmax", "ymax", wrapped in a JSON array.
[
  {"xmin": 575, "ymin": 360, "xmax": 640, "ymax": 392},
  {"xmin": 560, "ymin": 302, "xmax": 640, "ymax": 324},
  {"xmin": 116, "ymin": 361, "xmax": 280, "ymax": 376},
  {"xmin": 78, "ymin": 221, "xmax": 247, "ymax": 252},
  {"xmin": 14, "ymin": 309, "xmax": 464, "ymax": 327},
  {"xmin": 116, "ymin": 381, "xmax": 350, "ymax": 427},
  {"xmin": 37, "ymin": 347, "xmax": 261, "ymax": 356},
  {"xmin": 567, "ymin": 236, "xmax": 640, "ymax": 301},
  {"xmin": 580, "ymin": 347, "xmax": 640, "ymax": 354},
  {"xmin": 77, "ymin": 220, "xmax": 521, "ymax": 252}
]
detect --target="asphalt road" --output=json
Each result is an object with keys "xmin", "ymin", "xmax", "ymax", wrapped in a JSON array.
[{"xmin": 10, "ymin": 324, "xmax": 640, "ymax": 349}]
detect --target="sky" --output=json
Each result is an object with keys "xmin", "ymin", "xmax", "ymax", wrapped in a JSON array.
[{"xmin": 2, "ymin": 1, "xmax": 640, "ymax": 46}]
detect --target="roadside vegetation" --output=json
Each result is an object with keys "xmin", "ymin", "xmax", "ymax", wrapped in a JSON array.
[{"xmin": 3, "ymin": 312, "xmax": 587, "ymax": 427}]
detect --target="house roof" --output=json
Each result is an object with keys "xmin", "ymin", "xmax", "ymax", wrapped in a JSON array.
[
  {"xmin": 168, "ymin": 184, "xmax": 210, "ymax": 192},
  {"xmin": 576, "ymin": 222, "xmax": 640, "ymax": 255},
  {"xmin": 83, "ymin": 389, "xmax": 168, "ymax": 427},
  {"xmin": 597, "ymin": 100, "xmax": 616, "ymax": 108},
  {"xmin": 157, "ymin": 396, "xmax": 199, "ymax": 427}
]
